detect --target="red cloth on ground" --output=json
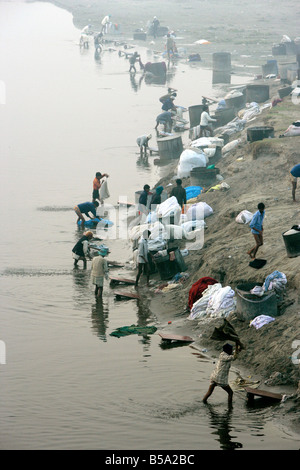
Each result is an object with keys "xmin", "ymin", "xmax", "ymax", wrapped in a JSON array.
[{"xmin": 188, "ymin": 277, "xmax": 218, "ymax": 310}]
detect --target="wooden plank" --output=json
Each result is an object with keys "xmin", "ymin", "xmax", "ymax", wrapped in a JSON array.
[
  {"xmin": 245, "ymin": 387, "xmax": 283, "ymax": 402},
  {"xmin": 114, "ymin": 291, "xmax": 140, "ymax": 300},
  {"xmin": 158, "ymin": 333, "xmax": 194, "ymax": 343},
  {"xmin": 117, "ymin": 200, "xmax": 135, "ymax": 207},
  {"xmin": 109, "ymin": 276, "xmax": 136, "ymax": 286},
  {"xmin": 108, "ymin": 261, "xmax": 125, "ymax": 268}
]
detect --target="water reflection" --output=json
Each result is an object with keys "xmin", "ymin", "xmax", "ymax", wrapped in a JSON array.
[
  {"xmin": 205, "ymin": 404, "xmax": 243, "ymax": 450},
  {"xmin": 72, "ymin": 268, "xmax": 91, "ymax": 304},
  {"xmin": 90, "ymin": 298, "xmax": 109, "ymax": 342},
  {"xmin": 136, "ymin": 154, "xmax": 150, "ymax": 169},
  {"xmin": 129, "ymin": 72, "xmax": 143, "ymax": 92}
]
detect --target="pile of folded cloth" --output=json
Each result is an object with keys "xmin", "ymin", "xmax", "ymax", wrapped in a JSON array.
[{"xmin": 188, "ymin": 283, "xmax": 236, "ymax": 320}]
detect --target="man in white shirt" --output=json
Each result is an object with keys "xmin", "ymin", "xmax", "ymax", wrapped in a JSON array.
[
  {"xmin": 200, "ymin": 105, "xmax": 217, "ymax": 137},
  {"xmin": 101, "ymin": 15, "xmax": 111, "ymax": 34},
  {"xmin": 135, "ymin": 230, "xmax": 151, "ymax": 287}
]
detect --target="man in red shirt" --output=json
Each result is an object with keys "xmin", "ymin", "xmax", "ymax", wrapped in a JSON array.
[{"xmin": 92, "ymin": 171, "xmax": 109, "ymax": 203}]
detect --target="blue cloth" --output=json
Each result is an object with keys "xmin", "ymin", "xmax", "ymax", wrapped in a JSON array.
[
  {"xmin": 291, "ymin": 164, "xmax": 300, "ymax": 178},
  {"xmin": 249, "ymin": 210, "xmax": 265, "ymax": 234},
  {"xmin": 185, "ymin": 186, "xmax": 203, "ymax": 201},
  {"xmin": 78, "ymin": 202, "xmax": 97, "ymax": 217}
]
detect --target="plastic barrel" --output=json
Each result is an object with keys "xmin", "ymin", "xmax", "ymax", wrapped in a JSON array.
[
  {"xmin": 246, "ymin": 84, "xmax": 269, "ymax": 103},
  {"xmin": 188, "ymin": 105, "xmax": 205, "ymax": 128},
  {"xmin": 272, "ymin": 44, "xmax": 287, "ymax": 55},
  {"xmin": 282, "ymin": 230, "xmax": 300, "ymax": 258},
  {"xmin": 247, "ymin": 126, "xmax": 274, "ymax": 142},
  {"xmin": 190, "ymin": 167, "xmax": 219, "ymax": 186},
  {"xmin": 214, "ymin": 107, "xmax": 236, "ymax": 127},
  {"xmin": 157, "ymin": 135, "xmax": 183, "ymax": 159},
  {"xmin": 235, "ymin": 283, "xmax": 277, "ymax": 320},
  {"xmin": 133, "ymin": 32, "xmax": 147, "ymax": 41},
  {"xmin": 212, "ymin": 70, "xmax": 231, "ymax": 84},
  {"xmin": 212, "ymin": 52, "xmax": 231, "ymax": 71}
]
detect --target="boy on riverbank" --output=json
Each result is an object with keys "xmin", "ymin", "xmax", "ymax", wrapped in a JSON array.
[
  {"xmin": 202, "ymin": 343, "xmax": 239, "ymax": 405},
  {"xmin": 247, "ymin": 202, "xmax": 265, "ymax": 259}
]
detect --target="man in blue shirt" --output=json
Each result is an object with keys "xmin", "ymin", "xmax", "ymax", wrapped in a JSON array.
[
  {"xmin": 74, "ymin": 201, "xmax": 99, "ymax": 226},
  {"xmin": 290, "ymin": 164, "xmax": 300, "ymax": 202},
  {"xmin": 248, "ymin": 202, "xmax": 265, "ymax": 259}
]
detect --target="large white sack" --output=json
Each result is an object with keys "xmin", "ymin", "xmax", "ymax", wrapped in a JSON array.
[
  {"xmin": 187, "ymin": 202, "xmax": 213, "ymax": 220},
  {"xmin": 235, "ymin": 210, "xmax": 253, "ymax": 224},
  {"xmin": 181, "ymin": 220, "xmax": 206, "ymax": 232},
  {"xmin": 157, "ymin": 196, "xmax": 182, "ymax": 221},
  {"xmin": 177, "ymin": 149, "xmax": 207, "ymax": 178},
  {"xmin": 222, "ymin": 139, "xmax": 240, "ymax": 154},
  {"xmin": 128, "ymin": 221, "xmax": 166, "ymax": 241},
  {"xmin": 190, "ymin": 137, "xmax": 224, "ymax": 148}
]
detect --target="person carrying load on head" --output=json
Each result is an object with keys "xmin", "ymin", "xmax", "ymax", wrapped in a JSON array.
[
  {"xmin": 159, "ymin": 88, "xmax": 177, "ymax": 104},
  {"xmin": 202, "ymin": 343, "xmax": 240, "ymax": 405},
  {"xmin": 72, "ymin": 231, "xmax": 94, "ymax": 268}
]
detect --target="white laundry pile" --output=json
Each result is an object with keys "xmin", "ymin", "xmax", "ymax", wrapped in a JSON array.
[
  {"xmin": 177, "ymin": 148, "xmax": 207, "ymax": 178},
  {"xmin": 250, "ymin": 315, "xmax": 275, "ymax": 329},
  {"xmin": 188, "ymin": 283, "xmax": 236, "ymax": 320},
  {"xmin": 263, "ymin": 270, "xmax": 287, "ymax": 293},
  {"xmin": 250, "ymin": 286, "xmax": 265, "ymax": 297}
]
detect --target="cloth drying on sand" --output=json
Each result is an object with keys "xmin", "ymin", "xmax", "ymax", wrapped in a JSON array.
[
  {"xmin": 188, "ymin": 276, "xmax": 218, "ymax": 310},
  {"xmin": 110, "ymin": 324, "xmax": 157, "ymax": 338},
  {"xmin": 249, "ymin": 258, "xmax": 267, "ymax": 269},
  {"xmin": 250, "ymin": 315, "xmax": 275, "ymax": 330}
]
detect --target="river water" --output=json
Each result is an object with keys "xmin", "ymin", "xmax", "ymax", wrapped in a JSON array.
[{"xmin": 0, "ymin": 1, "xmax": 298, "ymax": 451}]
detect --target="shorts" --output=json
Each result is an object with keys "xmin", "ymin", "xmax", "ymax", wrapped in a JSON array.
[
  {"xmin": 93, "ymin": 189, "xmax": 100, "ymax": 200},
  {"xmin": 290, "ymin": 173, "xmax": 298, "ymax": 184},
  {"xmin": 92, "ymin": 275, "xmax": 104, "ymax": 287},
  {"xmin": 200, "ymin": 125, "xmax": 208, "ymax": 130}
]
